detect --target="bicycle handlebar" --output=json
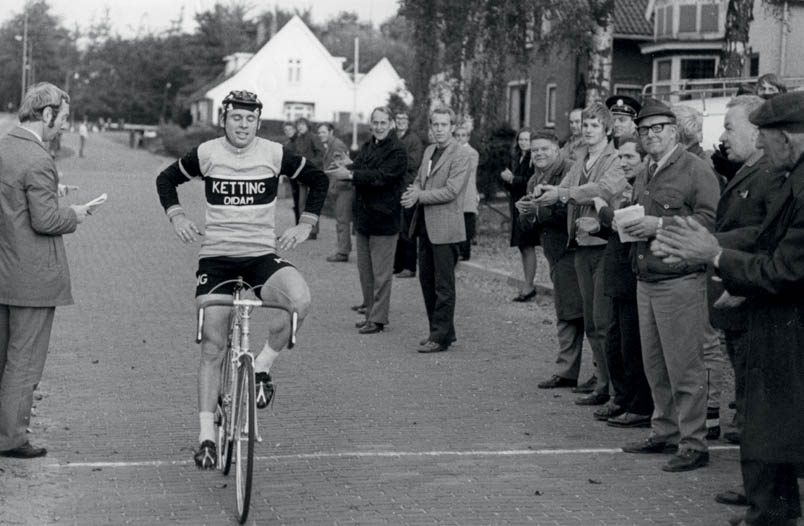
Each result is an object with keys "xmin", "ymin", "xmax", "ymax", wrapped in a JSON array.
[{"xmin": 195, "ymin": 298, "xmax": 299, "ymax": 350}]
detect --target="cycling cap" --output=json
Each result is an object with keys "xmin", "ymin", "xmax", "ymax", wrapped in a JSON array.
[{"xmin": 222, "ymin": 90, "xmax": 263, "ymax": 113}]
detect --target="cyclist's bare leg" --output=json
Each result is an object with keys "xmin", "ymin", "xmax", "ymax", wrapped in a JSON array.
[
  {"xmin": 195, "ymin": 295, "xmax": 231, "ymax": 442},
  {"xmin": 254, "ymin": 267, "xmax": 311, "ymax": 372}
]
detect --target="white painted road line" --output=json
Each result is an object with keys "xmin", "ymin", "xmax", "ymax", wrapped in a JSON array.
[{"xmin": 46, "ymin": 445, "xmax": 739, "ymax": 469}]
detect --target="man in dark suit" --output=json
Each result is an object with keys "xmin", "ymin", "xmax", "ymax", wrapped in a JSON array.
[
  {"xmin": 0, "ymin": 83, "xmax": 91, "ymax": 458},
  {"xmin": 401, "ymin": 107, "xmax": 471, "ymax": 353},
  {"xmin": 653, "ymin": 91, "xmax": 804, "ymax": 526}
]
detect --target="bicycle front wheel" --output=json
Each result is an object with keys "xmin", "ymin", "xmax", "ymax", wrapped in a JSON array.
[
  {"xmin": 218, "ymin": 341, "xmax": 235, "ymax": 475},
  {"xmin": 234, "ymin": 358, "xmax": 255, "ymax": 524}
]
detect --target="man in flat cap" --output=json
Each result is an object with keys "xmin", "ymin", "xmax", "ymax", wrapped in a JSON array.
[
  {"xmin": 606, "ymin": 95, "xmax": 641, "ymax": 148},
  {"xmin": 618, "ymin": 98, "xmax": 720, "ymax": 473},
  {"xmin": 652, "ymin": 91, "xmax": 804, "ymax": 526}
]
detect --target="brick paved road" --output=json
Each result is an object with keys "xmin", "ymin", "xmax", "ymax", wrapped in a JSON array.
[{"xmin": 0, "ymin": 132, "xmax": 777, "ymax": 525}]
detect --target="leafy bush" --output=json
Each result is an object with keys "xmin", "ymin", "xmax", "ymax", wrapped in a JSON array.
[{"xmin": 159, "ymin": 124, "xmax": 222, "ymax": 157}]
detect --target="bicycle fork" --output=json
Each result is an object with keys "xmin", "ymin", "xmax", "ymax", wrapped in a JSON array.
[{"xmin": 238, "ymin": 309, "xmax": 263, "ymax": 444}]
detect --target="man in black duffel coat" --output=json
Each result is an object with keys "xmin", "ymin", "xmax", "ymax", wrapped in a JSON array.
[{"xmin": 653, "ymin": 91, "xmax": 804, "ymax": 526}]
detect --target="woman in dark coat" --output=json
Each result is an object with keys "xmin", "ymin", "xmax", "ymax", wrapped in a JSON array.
[{"xmin": 500, "ymin": 127, "xmax": 539, "ymax": 301}]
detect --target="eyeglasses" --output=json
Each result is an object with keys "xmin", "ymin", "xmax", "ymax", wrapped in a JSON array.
[{"xmin": 637, "ymin": 122, "xmax": 674, "ymax": 136}]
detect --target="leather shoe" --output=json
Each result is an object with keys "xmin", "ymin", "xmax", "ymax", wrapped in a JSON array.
[
  {"xmin": 607, "ymin": 412, "xmax": 651, "ymax": 428},
  {"xmin": 355, "ymin": 320, "xmax": 368, "ymax": 328},
  {"xmin": 662, "ymin": 449, "xmax": 709, "ymax": 472},
  {"xmin": 417, "ymin": 340, "xmax": 449, "ymax": 353},
  {"xmin": 350, "ymin": 304, "xmax": 366, "ymax": 311},
  {"xmin": 358, "ymin": 322, "xmax": 384, "ymax": 334},
  {"xmin": 0, "ymin": 442, "xmax": 47, "ymax": 458},
  {"xmin": 715, "ymin": 490, "xmax": 748, "ymax": 506},
  {"xmin": 571, "ymin": 375, "xmax": 597, "ymax": 394},
  {"xmin": 396, "ymin": 269, "xmax": 416, "ymax": 278},
  {"xmin": 622, "ymin": 437, "xmax": 679, "ymax": 454},
  {"xmin": 512, "ymin": 289, "xmax": 537, "ymax": 302},
  {"xmin": 593, "ymin": 401, "xmax": 624, "ymax": 421},
  {"xmin": 326, "ymin": 253, "xmax": 349, "ymax": 263},
  {"xmin": 706, "ymin": 425, "xmax": 721, "ymax": 440},
  {"xmin": 537, "ymin": 375, "xmax": 577, "ymax": 389},
  {"xmin": 575, "ymin": 392, "xmax": 609, "ymax": 406}
]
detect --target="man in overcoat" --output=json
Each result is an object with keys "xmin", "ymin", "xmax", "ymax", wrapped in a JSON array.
[
  {"xmin": 0, "ymin": 83, "xmax": 90, "ymax": 458},
  {"xmin": 653, "ymin": 91, "xmax": 804, "ymax": 525},
  {"xmin": 329, "ymin": 107, "xmax": 407, "ymax": 334},
  {"xmin": 401, "ymin": 107, "xmax": 471, "ymax": 353}
]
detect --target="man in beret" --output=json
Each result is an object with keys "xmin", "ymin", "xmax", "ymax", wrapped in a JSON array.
[
  {"xmin": 618, "ymin": 98, "xmax": 720, "ymax": 473},
  {"xmin": 652, "ymin": 91, "xmax": 804, "ymax": 526},
  {"xmin": 606, "ymin": 95, "xmax": 640, "ymax": 148}
]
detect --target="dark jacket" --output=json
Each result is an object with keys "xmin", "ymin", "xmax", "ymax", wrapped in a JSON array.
[
  {"xmin": 351, "ymin": 132, "xmax": 407, "ymax": 236},
  {"xmin": 717, "ymin": 157, "xmax": 804, "ymax": 464},
  {"xmin": 708, "ymin": 154, "xmax": 786, "ymax": 330},
  {"xmin": 0, "ymin": 127, "xmax": 78, "ymax": 307},
  {"xmin": 398, "ymin": 130, "xmax": 424, "ymax": 186},
  {"xmin": 524, "ymin": 155, "xmax": 583, "ymax": 321},
  {"xmin": 631, "ymin": 146, "xmax": 720, "ymax": 281},
  {"xmin": 503, "ymin": 152, "xmax": 539, "ymax": 247},
  {"xmin": 597, "ymin": 182, "xmax": 638, "ymax": 300},
  {"xmin": 292, "ymin": 132, "xmax": 324, "ymax": 168}
]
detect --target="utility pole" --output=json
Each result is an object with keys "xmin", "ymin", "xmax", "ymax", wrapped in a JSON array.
[
  {"xmin": 20, "ymin": 10, "xmax": 28, "ymax": 104},
  {"xmin": 351, "ymin": 37, "xmax": 359, "ymax": 151}
]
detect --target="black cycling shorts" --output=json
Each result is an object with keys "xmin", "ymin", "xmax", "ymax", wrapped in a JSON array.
[{"xmin": 195, "ymin": 254, "xmax": 295, "ymax": 299}]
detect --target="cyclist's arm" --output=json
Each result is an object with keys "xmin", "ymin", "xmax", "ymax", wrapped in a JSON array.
[
  {"xmin": 280, "ymin": 147, "xmax": 328, "ymax": 226},
  {"xmin": 156, "ymin": 147, "xmax": 202, "ymax": 220}
]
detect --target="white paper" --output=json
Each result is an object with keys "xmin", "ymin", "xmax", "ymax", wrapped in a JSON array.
[
  {"xmin": 84, "ymin": 193, "xmax": 107, "ymax": 213},
  {"xmin": 613, "ymin": 204, "xmax": 645, "ymax": 243}
]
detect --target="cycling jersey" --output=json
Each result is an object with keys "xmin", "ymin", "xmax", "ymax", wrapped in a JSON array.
[{"xmin": 156, "ymin": 136, "xmax": 328, "ymax": 258}]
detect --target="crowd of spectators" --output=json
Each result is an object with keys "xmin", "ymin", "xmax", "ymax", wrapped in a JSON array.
[{"xmin": 285, "ymin": 77, "xmax": 800, "ymax": 524}]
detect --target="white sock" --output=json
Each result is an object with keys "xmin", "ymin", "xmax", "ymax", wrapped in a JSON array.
[
  {"xmin": 254, "ymin": 343, "xmax": 280, "ymax": 374},
  {"xmin": 198, "ymin": 412, "xmax": 216, "ymax": 444}
]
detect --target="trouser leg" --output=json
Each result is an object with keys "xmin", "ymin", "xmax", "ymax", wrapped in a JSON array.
[
  {"xmin": 334, "ymin": 186, "xmax": 353, "ymax": 255},
  {"xmin": 637, "ymin": 281, "xmax": 681, "ymax": 445},
  {"xmin": 459, "ymin": 213, "xmax": 475, "ymax": 260},
  {"xmin": 618, "ymin": 298, "xmax": 653, "ymax": 415},
  {"xmin": 650, "ymin": 274, "xmax": 708, "ymax": 452},
  {"xmin": 395, "ymin": 207, "xmax": 417, "ymax": 273},
  {"xmin": 605, "ymin": 296, "xmax": 629, "ymax": 406},
  {"xmin": 555, "ymin": 317, "xmax": 584, "ymax": 380},
  {"xmin": 0, "ymin": 305, "xmax": 55, "ymax": 450},
  {"xmin": 366, "ymin": 234, "xmax": 398, "ymax": 326},
  {"xmin": 742, "ymin": 460, "xmax": 802, "ymax": 525},
  {"xmin": 355, "ymin": 233, "xmax": 373, "ymax": 312},
  {"xmin": 575, "ymin": 247, "xmax": 610, "ymax": 396},
  {"xmin": 725, "ymin": 329, "xmax": 748, "ymax": 433},
  {"xmin": 418, "ymin": 234, "xmax": 436, "ymax": 324},
  {"xmin": 428, "ymin": 242, "xmax": 459, "ymax": 345}
]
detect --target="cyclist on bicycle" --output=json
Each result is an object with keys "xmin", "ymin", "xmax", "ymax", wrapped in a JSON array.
[{"xmin": 156, "ymin": 90, "xmax": 328, "ymax": 469}]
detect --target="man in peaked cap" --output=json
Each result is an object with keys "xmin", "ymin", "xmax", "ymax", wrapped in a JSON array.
[
  {"xmin": 606, "ymin": 95, "xmax": 641, "ymax": 147},
  {"xmin": 651, "ymin": 91, "xmax": 804, "ymax": 526},
  {"xmin": 619, "ymin": 96, "xmax": 721, "ymax": 473}
]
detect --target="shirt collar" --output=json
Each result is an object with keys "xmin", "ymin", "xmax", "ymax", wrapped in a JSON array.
[
  {"xmin": 651, "ymin": 144, "xmax": 679, "ymax": 172},
  {"xmin": 18, "ymin": 125, "xmax": 43, "ymax": 144}
]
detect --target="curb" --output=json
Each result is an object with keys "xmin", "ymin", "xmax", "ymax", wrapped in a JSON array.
[{"xmin": 456, "ymin": 261, "xmax": 554, "ymax": 297}]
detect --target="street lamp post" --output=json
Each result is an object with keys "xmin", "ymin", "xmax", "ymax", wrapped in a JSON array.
[{"xmin": 160, "ymin": 82, "xmax": 172, "ymax": 124}]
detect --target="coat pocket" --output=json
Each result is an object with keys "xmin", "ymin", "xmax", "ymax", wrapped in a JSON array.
[{"xmin": 651, "ymin": 188, "xmax": 685, "ymax": 215}]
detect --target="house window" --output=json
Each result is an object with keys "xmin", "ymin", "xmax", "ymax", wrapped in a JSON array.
[
  {"xmin": 656, "ymin": 8, "xmax": 665, "ymax": 37},
  {"xmin": 614, "ymin": 84, "xmax": 643, "ymax": 99},
  {"xmin": 679, "ymin": 5, "xmax": 697, "ymax": 33},
  {"xmin": 287, "ymin": 59, "xmax": 301, "ymax": 83},
  {"xmin": 507, "ymin": 80, "xmax": 530, "ymax": 130},
  {"xmin": 283, "ymin": 102, "xmax": 314, "ymax": 121},
  {"xmin": 664, "ymin": 5, "xmax": 673, "ymax": 35},
  {"xmin": 545, "ymin": 84, "xmax": 557, "ymax": 127},
  {"xmin": 657, "ymin": 59, "xmax": 672, "ymax": 81},
  {"xmin": 681, "ymin": 58, "xmax": 716, "ymax": 79},
  {"xmin": 700, "ymin": 4, "xmax": 719, "ymax": 33}
]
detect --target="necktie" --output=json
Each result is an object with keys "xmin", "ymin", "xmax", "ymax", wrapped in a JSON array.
[{"xmin": 648, "ymin": 162, "xmax": 658, "ymax": 182}]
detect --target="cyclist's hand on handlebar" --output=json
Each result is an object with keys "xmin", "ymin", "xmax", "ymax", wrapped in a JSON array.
[
  {"xmin": 278, "ymin": 223, "xmax": 313, "ymax": 250},
  {"xmin": 171, "ymin": 214, "xmax": 202, "ymax": 244}
]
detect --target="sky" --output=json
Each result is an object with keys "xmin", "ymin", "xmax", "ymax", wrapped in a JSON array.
[{"xmin": 1, "ymin": 0, "xmax": 401, "ymax": 36}]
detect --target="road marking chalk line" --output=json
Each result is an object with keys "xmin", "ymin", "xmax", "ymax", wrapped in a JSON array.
[{"xmin": 46, "ymin": 445, "xmax": 738, "ymax": 469}]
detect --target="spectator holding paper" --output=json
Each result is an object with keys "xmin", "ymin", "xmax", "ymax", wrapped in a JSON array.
[{"xmin": 618, "ymin": 98, "xmax": 720, "ymax": 472}]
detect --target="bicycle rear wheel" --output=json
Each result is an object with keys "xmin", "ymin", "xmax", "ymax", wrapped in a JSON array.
[{"xmin": 234, "ymin": 358, "xmax": 255, "ymax": 524}]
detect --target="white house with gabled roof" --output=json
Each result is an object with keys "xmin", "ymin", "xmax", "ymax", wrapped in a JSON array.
[{"xmin": 189, "ymin": 15, "xmax": 410, "ymax": 126}]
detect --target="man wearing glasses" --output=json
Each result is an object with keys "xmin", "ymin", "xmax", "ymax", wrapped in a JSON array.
[{"xmin": 618, "ymin": 99, "xmax": 720, "ymax": 473}]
